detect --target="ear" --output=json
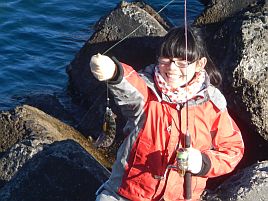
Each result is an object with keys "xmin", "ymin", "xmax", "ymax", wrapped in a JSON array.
[{"xmin": 195, "ymin": 57, "xmax": 207, "ymax": 72}]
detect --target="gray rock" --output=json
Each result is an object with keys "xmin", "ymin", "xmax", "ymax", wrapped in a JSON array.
[
  {"xmin": 196, "ymin": 2, "xmax": 268, "ymax": 142},
  {"xmin": 0, "ymin": 105, "xmax": 111, "ymax": 192},
  {"xmin": 91, "ymin": 1, "xmax": 169, "ymax": 42},
  {"xmin": 195, "ymin": 0, "xmax": 261, "ymax": 25},
  {"xmin": 202, "ymin": 161, "xmax": 268, "ymax": 201},
  {"xmin": 198, "ymin": 0, "xmax": 211, "ymax": 6},
  {"xmin": 231, "ymin": 5, "xmax": 268, "ymax": 141},
  {"xmin": 0, "ymin": 131, "xmax": 53, "ymax": 186},
  {"xmin": 20, "ymin": 92, "xmax": 77, "ymax": 126},
  {"xmin": 0, "ymin": 140, "xmax": 110, "ymax": 201},
  {"xmin": 0, "ymin": 107, "xmax": 28, "ymax": 153}
]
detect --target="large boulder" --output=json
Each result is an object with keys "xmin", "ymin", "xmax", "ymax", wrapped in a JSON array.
[
  {"xmin": 202, "ymin": 161, "xmax": 268, "ymax": 200},
  {"xmin": 0, "ymin": 140, "xmax": 109, "ymax": 201},
  {"xmin": 195, "ymin": 2, "xmax": 268, "ymax": 142},
  {"xmin": 195, "ymin": 0, "xmax": 260, "ymax": 25},
  {"xmin": 0, "ymin": 105, "xmax": 111, "ymax": 200}
]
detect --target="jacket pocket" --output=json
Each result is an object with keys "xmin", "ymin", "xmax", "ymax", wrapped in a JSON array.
[{"xmin": 125, "ymin": 138, "xmax": 159, "ymax": 199}]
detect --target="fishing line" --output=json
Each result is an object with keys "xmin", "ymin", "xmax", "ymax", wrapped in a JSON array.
[
  {"xmin": 77, "ymin": 0, "xmax": 176, "ymax": 131},
  {"xmin": 183, "ymin": 0, "xmax": 192, "ymax": 199},
  {"xmin": 102, "ymin": 0, "xmax": 176, "ymax": 55},
  {"xmin": 184, "ymin": 0, "xmax": 190, "ymax": 147},
  {"xmin": 183, "ymin": 0, "xmax": 188, "ymax": 136},
  {"xmin": 101, "ymin": 0, "xmax": 177, "ymax": 141},
  {"xmin": 97, "ymin": 0, "xmax": 179, "ymax": 148}
]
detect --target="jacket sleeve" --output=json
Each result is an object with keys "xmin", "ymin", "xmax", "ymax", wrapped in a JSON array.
[
  {"xmin": 201, "ymin": 109, "xmax": 245, "ymax": 178},
  {"xmin": 107, "ymin": 58, "xmax": 149, "ymax": 121}
]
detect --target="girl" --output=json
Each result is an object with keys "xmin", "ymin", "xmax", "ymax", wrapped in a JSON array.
[{"xmin": 90, "ymin": 26, "xmax": 244, "ymax": 201}]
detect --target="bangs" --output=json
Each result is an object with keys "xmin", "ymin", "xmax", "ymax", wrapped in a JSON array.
[{"xmin": 159, "ymin": 28, "xmax": 201, "ymax": 62}]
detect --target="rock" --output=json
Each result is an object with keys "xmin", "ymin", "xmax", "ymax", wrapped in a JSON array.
[
  {"xmin": 0, "ymin": 140, "xmax": 110, "ymax": 201},
  {"xmin": 0, "ymin": 105, "xmax": 111, "ymax": 191},
  {"xmin": 195, "ymin": 2, "xmax": 268, "ymax": 142},
  {"xmin": 194, "ymin": 0, "xmax": 260, "ymax": 25},
  {"xmin": 20, "ymin": 92, "xmax": 77, "ymax": 126},
  {"xmin": 66, "ymin": 1, "xmax": 170, "ymax": 139},
  {"xmin": 0, "ymin": 107, "xmax": 27, "ymax": 153},
  {"xmin": 198, "ymin": 0, "xmax": 211, "ymax": 6},
  {"xmin": 230, "ymin": 4, "xmax": 268, "ymax": 141},
  {"xmin": 194, "ymin": 1, "xmax": 268, "ymax": 195},
  {"xmin": 202, "ymin": 161, "xmax": 268, "ymax": 201}
]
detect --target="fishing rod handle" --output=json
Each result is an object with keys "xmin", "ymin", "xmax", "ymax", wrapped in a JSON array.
[{"xmin": 184, "ymin": 171, "xmax": 192, "ymax": 200}]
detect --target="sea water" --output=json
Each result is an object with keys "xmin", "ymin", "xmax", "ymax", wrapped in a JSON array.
[{"xmin": 0, "ymin": 0, "xmax": 204, "ymax": 111}]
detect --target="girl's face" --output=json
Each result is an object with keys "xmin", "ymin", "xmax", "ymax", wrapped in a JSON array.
[{"xmin": 158, "ymin": 57, "xmax": 207, "ymax": 88}]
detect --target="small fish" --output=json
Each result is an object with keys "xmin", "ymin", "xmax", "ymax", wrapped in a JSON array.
[{"xmin": 95, "ymin": 107, "xmax": 117, "ymax": 148}]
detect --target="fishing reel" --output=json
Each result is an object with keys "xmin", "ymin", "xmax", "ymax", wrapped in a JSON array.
[
  {"xmin": 153, "ymin": 148, "xmax": 189, "ymax": 180},
  {"xmin": 176, "ymin": 148, "xmax": 189, "ymax": 176}
]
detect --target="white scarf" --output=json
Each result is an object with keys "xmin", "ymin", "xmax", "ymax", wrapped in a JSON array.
[{"xmin": 154, "ymin": 66, "xmax": 209, "ymax": 104}]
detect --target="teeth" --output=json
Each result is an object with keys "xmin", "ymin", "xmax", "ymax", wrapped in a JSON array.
[{"xmin": 167, "ymin": 74, "xmax": 177, "ymax": 78}]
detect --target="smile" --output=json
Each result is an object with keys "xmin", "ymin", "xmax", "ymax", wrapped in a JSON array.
[{"xmin": 166, "ymin": 73, "xmax": 186, "ymax": 79}]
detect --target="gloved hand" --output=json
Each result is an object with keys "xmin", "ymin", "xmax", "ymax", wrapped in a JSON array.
[
  {"xmin": 90, "ymin": 53, "xmax": 116, "ymax": 81},
  {"xmin": 186, "ymin": 147, "xmax": 202, "ymax": 174}
]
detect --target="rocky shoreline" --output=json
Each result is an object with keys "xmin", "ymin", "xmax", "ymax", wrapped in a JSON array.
[{"xmin": 0, "ymin": 1, "xmax": 267, "ymax": 200}]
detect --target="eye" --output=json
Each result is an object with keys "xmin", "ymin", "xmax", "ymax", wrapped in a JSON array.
[
  {"xmin": 174, "ymin": 61, "xmax": 192, "ymax": 68},
  {"xmin": 174, "ymin": 61, "xmax": 187, "ymax": 66},
  {"xmin": 158, "ymin": 58, "xmax": 171, "ymax": 65}
]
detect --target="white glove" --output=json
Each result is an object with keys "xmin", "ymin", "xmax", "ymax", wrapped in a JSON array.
[
  {"xmin": 90, "ymin": 53, "xmax": 116, "ymax": 81},
  {"xmin": 187, "ymin": 147, "xmax": 202, "ymax": 174}
]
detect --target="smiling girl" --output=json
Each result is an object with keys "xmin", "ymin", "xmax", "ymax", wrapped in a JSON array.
[{"xmin": 90, "ymin": 26, "xmax": 244, "ymax": 201}]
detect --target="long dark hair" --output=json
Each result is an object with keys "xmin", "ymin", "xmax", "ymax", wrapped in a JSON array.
[{"xmin": 158, "ymin": 26, "xmax": 222, "ymax": 87}]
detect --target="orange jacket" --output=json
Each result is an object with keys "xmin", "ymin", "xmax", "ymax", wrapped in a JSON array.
[{"xmin": 103, "ymin": 61, "xmax": 244, "ymax": 201}]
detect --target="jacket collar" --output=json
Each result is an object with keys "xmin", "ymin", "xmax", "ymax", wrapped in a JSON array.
[{"xmin": 139, "ymin": 65, "xmax": 210, "ymax": 109}]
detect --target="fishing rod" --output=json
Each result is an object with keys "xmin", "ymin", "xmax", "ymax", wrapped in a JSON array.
[
  {"xmin": 183, "ymin": 0, "xmax": 192, "ymax": 199},
  {"xmin": 175, "ymin": 0, "xmax": 192, "ymax": 200}
]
